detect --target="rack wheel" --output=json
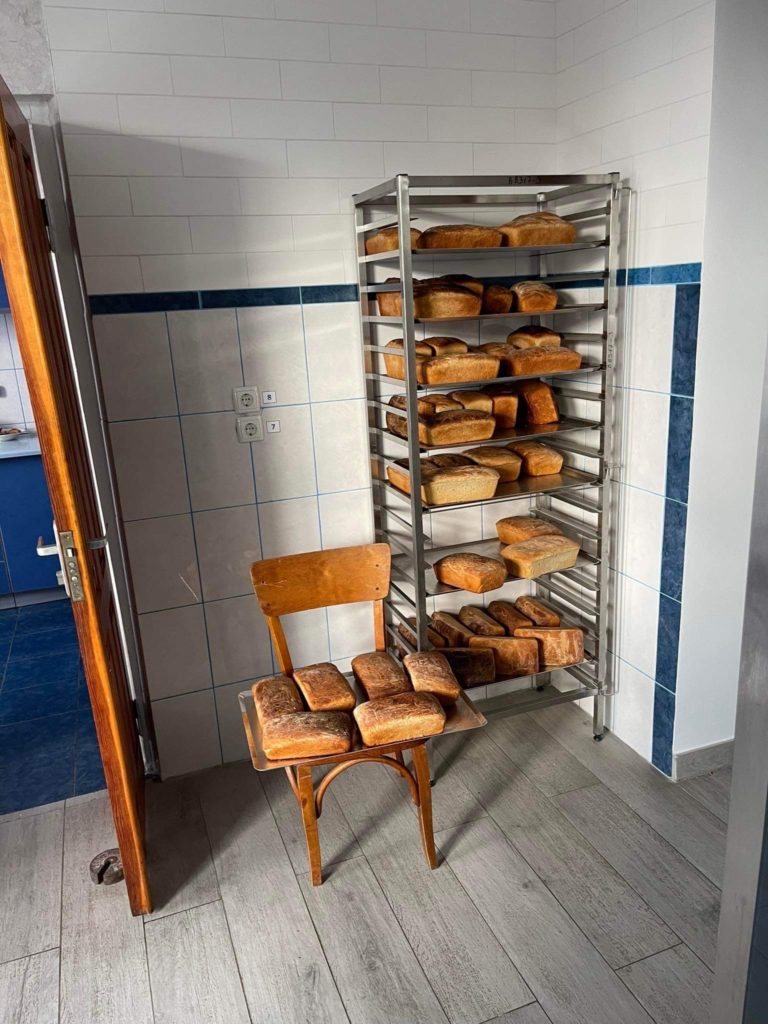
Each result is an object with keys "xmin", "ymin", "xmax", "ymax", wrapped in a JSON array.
[
  {"xmin": 593, "ymin": 733, "xmax": 605, "ymax": 742},
  {"xmin": 536, "ymin": 685, "xmax": 545, "ymax": 691}
]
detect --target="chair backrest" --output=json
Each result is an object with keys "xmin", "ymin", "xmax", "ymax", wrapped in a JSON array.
[{"xmin": 251, "ymin": 543, "xmax": 391, "ymax": 674}]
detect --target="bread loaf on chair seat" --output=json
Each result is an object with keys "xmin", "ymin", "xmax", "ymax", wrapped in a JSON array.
[
  {"xmin": 403, "ymin": 651, "xmax": 461, "ymax": 705},
  {"xmin": 354, "ymin": 692, "xmax": 446, "ymax": 746},
  {"xmin": 352, "ymin": 651, "xmax": 411, "ymax": 700},
  {"xmin": 292, "ymin": 663, "xmax": 356, "ymax": 712},
  {"xmin": 252, "ymin": 675, "xmax": 304, "ymax": 726},
  {"xmin": 262, "ymin": 711, "xmax": 353, "ymax": 760}
]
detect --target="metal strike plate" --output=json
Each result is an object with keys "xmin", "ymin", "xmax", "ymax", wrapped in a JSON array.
[{"xmin": 59, "ymin": 529, "xmax": 85, "ymax": 602}]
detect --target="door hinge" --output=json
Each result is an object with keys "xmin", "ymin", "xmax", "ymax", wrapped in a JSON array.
[{"xmin": 59, "ymin": 530, "xmax": 85, "ymax": 602}]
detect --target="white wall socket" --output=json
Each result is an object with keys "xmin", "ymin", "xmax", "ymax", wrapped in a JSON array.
[
  {"xmin": 235, "ymin": 414, "xmax": 264, "ymax": 443},
  {"xmin": 233, "ymin": 386, "xmax": 260, "ymax": 413}
]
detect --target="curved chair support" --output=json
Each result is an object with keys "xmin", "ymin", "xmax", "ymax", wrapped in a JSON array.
[{"xmin": 314, "ymin": 753, "xmax": 419, "ymax": 816}]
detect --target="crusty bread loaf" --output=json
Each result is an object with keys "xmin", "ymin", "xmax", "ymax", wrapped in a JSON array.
[
  {"xmin": 514, "ymin": 627, "xmax": 584, "ymax": 667},
  {"xmin": 420, "ymin": 352, "xmax": 500, "ymax": 384},
  {"xmin": 458, "ymin": 606, "xmax": 506, "ymax": 636},
  {"xmin": 252, "ymin": 675, "xmax": 303, "ymax": 726},
  {"xmin": 397, "ymin": 616, "xmax": 447, "ymax": 650},
  {"xmin": 292, "ymin": 663, "xmax": 356, "ymax": 712},
  {"xmin": 431, "ymin": 610, "xmax": 476, "ymax": 647},
  {"xmin": 490, "ymin": 390, "xmax": 519, "ymax": 428},
  {"xmin": 386, "ymin": 393, "xmax": 463, "ymax": 417},
  {"xmin": 354, "ymin": 691, "xmax": 446, "ymax": 746},
  {"xmin": 468, "ymin": 636, "xmax": 539, "ymax": 677},
  {"xmin": 477, "ymin": 343, "xmax": 518, "ymax": 375},
  {"xmin": 365, "ymin": 226, "xmax": 422, "ymax": 255},
  {"xmin": 501, "ymin": 536, "xmax": 580, "ymax": 579},
  {"xmin": 507, "ymin": 346, "xmax": 582, "ymax": 376},
  {"xmin": 386, "ymin": 401, "xmax": 496, "ymax": 445},
  {"xmin": 352, "ymin": 651, "xmax": 411, "ymax": 700},
  {"xmin": 403, "ymin": 651, "xmax": 461, "ymax": 705},
  {"xmin": 496, "ymin": 515, "xmax": 562, "ymax": 545},
  {"xmin": 387, "ymin": 459, "xmax": 500, "ymax": 505},
  {"xmin": 426, "ymin": 336, "xmax": 469, "ymax": 356},
  {"xmin": 377, "ymin": 279, "xmax": 482, "ymax": 319},
  {"xmin": 449, "ymin": 390, "xmax": 493, "ymax": 413},
  {"xmin": 433, "ymin": 552, "xmax": 507, "ymax": 593},
  {"xmin": 509, "ymin": 441, "xmax": 564, "ymax": 476},
  {"xmin": 487, "ymin": 599, "xmax": 533, "ymax": 633},
  {"xmin": 262, "ymin": 711, "xmax": 353, "ymax": 760},
  {"xmin": 517, "ymin": 379, "xmax": 559, "ymax": 424},
  {"xmin": 511, "ymin": 281, "xmax": 558, "ymax": 312},
  {"xmin": 417, "ymin": 225, "xmax": 503, "ymax": 249},
  {"xmin": 515, "ymin": 595, "xmax": 561, "ymax": 627},
  {"xmin": 441, "ymin": 647, "xmax": 496, "ymax": 686},
  {"xmin": 382, "ymin": 338, "xmax": 435, "ymax": 380},
  {"xmin": 464, "ymin": 446, "xmax": 522, "ymax": 481},
  {"xmin": 438, "ymin": 274, "xmax": 484, "ymax": 297},
  {"xmin": 499, "ymin": 212, "xmax": 577, "ymax": 247},
  {"xmin": 482, "ymin": 284, "xmax": 513, "ymax": 314},
  {"xmin": 507, "ymin": 325, "xmax": 563, "ymax": 349}
]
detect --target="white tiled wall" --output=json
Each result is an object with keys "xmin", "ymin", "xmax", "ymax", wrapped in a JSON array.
[{"xmin": 0, "ymin": 315, "xmax": 35, "ymax": 432}]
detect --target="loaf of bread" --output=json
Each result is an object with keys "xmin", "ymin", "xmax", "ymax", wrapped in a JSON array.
[
  {"xmin": 431, "ymin": 610, "xmax": 477, "ymax": 647},
  {"xmin": 489, "ymin": 390, "xmax": 519, "ymax": 428},
  {"xmin": 501, "ymin": 536, "xmax": 580, "ymax": 579},
  {"xmin": 382, "ymin": 338, "xmax": 435, "ymax": 380},
  {"xmin": 468, "ymin": 636, "xmax": 539, "ymax": 677},
  {"xmin": 509, "ymin": 441, "xmax": 564, "ymax": 476},
  {"xmin": 498, "ymin": 212, "xmax": 577, "ymax": 247},
  {"xmin": 507, "ymin": 346, "xmax": 582, "ymax": 376},
  {"xmin": 403, "ymin": 651, "xmax": 461, "ymax": 705},
  {"xmin": 464, "ymin": 446, "xmax": 522, "ymax": 481},
  {"xmin": 426, "ymin": 336, "xmax": 470, "ymax": 356},
  {"xmin": 514, "ymin": 627, "xmax": 584, "ymax": 667},
  {"xmin": 365, "ymin": 226, "xmax": 422, "ymax": 255},
  {"xmin": 515, "ymin": 596, "xmax": 561, "ymax": 627},
  {"xmin": 482, "ymin": 284, "xmax": 513, "ymax": 314},
  {"xmin": 252, "ymin": 675, "xmax": 304, "ymax": 726},
  {"xmin": 292, "ymin": 663, "xmax": 356, "ymax": 712},
  {"xmin": 458, "ymin": 606, "xmax": 506, "ymax": 636},
  {"xmin": 262, "ymin": 711, "xmax": 353, "ymax": 760},
  {"xmin": 387, "ymin": 459, "xmax": 500, "ymax": 505},
  {"xmin": 420, "ymin": 352, "xmax": 500, "ymax": 384},
  {"xmin": 477, "ymin": 342, "xmax": 518, "ymax": 375},
  {"xmin": 496, "ymin": 515, "xmax": 563, "ymax": 545},
  {"xmin": 441, "ymin": 647, "xmax": 496, "ymax": 686},
  {"xmin": 487, "ymin": 599, "xmax": 533, "ymax": 633},
  {"xmin": 417, "ymin": 225, "xmax": 503, "ymax": 249},
  {"xmin": 449, "ymin": 390, "xmax": 493, "ymax": 414},
  {"xmin": 377, "ymin": 279, "xmax": 482, "ymax": 319},
  {"xmin": 434, "ymin": 552, "xmax": 507, "ymax": 593},
  {"xmin": 352, "ymin": 651, "xmax": 411, "ymax": 700},
  {"xmin": 438, "ymin": 274, "xmax": 484, "ymax": 297},
  {"xmin": 397, "ymin": 616, "xmax": 447, "ymax": 650},
  {"xmin": 386, "ymin": 401, "xmax": 496, "ymax": 445},
  {"xmin": 512, "ymin": 281, "xmax": 558, "ymax": 312},
  {"xmin": 354, "ymin": 691, "xmax": 446, "ymax": 746},
  {"xmin": 517, "ymin": 380, "xmax": 559, "ymax": 424},
  {"xmin": 507, "ymin": 325, "xmax": 563, "ymax": 349},
  {"xmin": 388, "ymin": 393, "xmax": 463, "ymax": 418}
]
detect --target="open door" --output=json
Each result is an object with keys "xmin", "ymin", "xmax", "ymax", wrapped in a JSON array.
[{"xmin": 0, "ymin": 82, "xmax": 151, "ymax": 912}]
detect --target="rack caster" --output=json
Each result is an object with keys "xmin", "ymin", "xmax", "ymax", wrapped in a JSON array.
[
  {"xmin": 536, "ymin": 685, "xmax": 545, "ymax": 691},
  {"xmin": 593, "ymin": 733, "xmax": 605, "ymax": 742}
]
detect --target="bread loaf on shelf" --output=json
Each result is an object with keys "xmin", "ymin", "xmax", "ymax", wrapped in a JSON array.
[
  {"xmin": 517, "ymin": 380, "xmax": 559, "ymax": 424},
  {"xmin": 441, "ymin": 647, "xmax": 496, "ymax": 686},
  {"xmin": 512, "ymin": 281, "xmax": 558, "ymax": 312},
  {"xmin": 354, "ymin": 692, "xmax": 446, "ymax": 746},
  {"xmin": 489, "ymin": 390, "xmax": 519, "ymax": 428},
  {"xmin": 515, "ymin": 595, "xmax": 561, "ymax": 627},
  {"xmin": 382, "ymin": 338, "xmax": 433, "ymax": 380},
  {"xmin": 458, "ymin": 605, "xmax": 506, "ymax": 636},
  {"xmin": 292, "ymin": 663, "xmax": 356, "ymax": 712},
  {"xmin": 417, "ymin": 225, "xmax": 503, "ymax": 249},
  {"xmin": 514, "ymin": 627, "xmax": 584, "ymax": 667},
  {"xmin": 501, "ymin": 535, "xmax": 580, "ymax": 579},
  {"xmin": 377, "ymin": 279, "xmax": 482, "ymax": 319},
  {"xmin": 386, "ymin": 400, "xmax": 496, "ymax": 446},
  {"xmin": 252, "ymin": 675, "xmax": 304, "ymax": 726},
  {"xmin": 262, "ymin": 711, "xmax": 353, "ymax": 760},
  {"xmin": 507, "ymin": 325, "xmax": 563, "ymax": 349},
  {"xmin": 509, "ymin": 441, "xmax": 564, "ymax": 476},
  {"xmin": 507, "ymin": 346, "xmax": 582, "ymax": 376},
  {"xmin": 487, "ymin": 599, "xmax": 534, "ymax": 633},
  {"xmin": 468, "ymin": 636, "xmax": 539, "ymax": 677},
  {"xmin": 427, "ymin": 336, "xmax": 470, "ymax": 356},
  {"xmin": 498, "ymin": 211, "xmax": 577, "ymax": 247},
  {"xmin": 450, "ymin": 390, "xmax": 493, "ymax": 413},
  {"xmin": 365, "ymin": 226, "xmax": 422, "ymax": 255},
  {"xmin": 433, "ymin": 552, "xmax": 507, "ymax": 593},
  {"xmin": 439, "ymin": 274, "xmax": 484, "ymax": 297},
  {"xmin": 496, "ymin": 515, "xmax": 563, "ymax": 545},
  {"xmin": 464, "ymin": 446, "xmax": 522, "ymax": 482},
  {"xmin": 431, "ymin": 610, "xmax": 477, "ymax": 647},
  {"xmin": 387, "ymin": 458, "xmax": 500, "ymax": 505},
  {"xmin": 352, "ymin": 651, "xmax": 411, "ymax": 700},
  {"xmin": 420, "ymin": 352, "xmax": 500, "ymax": 384},
  {"xmin": 403, "ymin": 651, "xmax": 461, "ymax": 705},
  {"xmin": 482, "ymin": 284, "xmax": 513, "ymax": 314},
  {"xmin": 397, "ymin": 617, "xmax": 447, "ymax": 650}
]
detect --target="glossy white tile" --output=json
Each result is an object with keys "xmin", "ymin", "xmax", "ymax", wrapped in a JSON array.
[
  {"xmin": 214, "ymin": 682, "xmax": 252, "ymax": 763},
  {"xmin": 204, "ymin": 594, "xmax": 273, "ymax": 685},
  {"xmin": 138, "ymin": 604, "xmax": 212, "ymax": 699},
  {"xmin": 311, "ymin": 399, "xmax": 369, "ymax": 494},
  {"xmin": 93, "ymin": 313, "xmax": 177, "ymax": 421},
  {"xmin": 181, "ymin": 412, "xmax": 256, "ymax": 511},
  {"xmin": 318, "ymin": 488, "xmax": 374, "ymax": 549},
  {"xmin": 109, "ymin": 417, "xmax": 189, "ymax": 521},
  {"xmin": 194, "ymin": 504, "xmax": 262, "ymax": 601},
  {"xmin": 303, "ymin": 302, "xmax": 364, "ymax": 402},
  {"xmin": 151, "ymin": 690, "xmax": 222, "ymax": 777},
  {"xmin": 238, "ymin": 305, "xmax": 310, "ymax": 407},
  {"xmin": 168, "ymin": 308, "xmax": 243, "ymax": 414},
  {"xmin": 253, "ymin": 404, "xmax": 317, "ymax": 502},
  {"xmin": 257, "ymin": 495, "xmax": 321, "ymax": 557},
  {"xmin": 609, "ymin": 657, "xmax": 655, "ymax": 762},
  {"xmin": 124, "ymin": 514, "xmax": 201, "ymax": 613}
]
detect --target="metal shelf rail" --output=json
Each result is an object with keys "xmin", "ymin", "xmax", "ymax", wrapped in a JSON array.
[{"xmin": 353, "ymin": 174, "xmax": 626, "ymax": 735}]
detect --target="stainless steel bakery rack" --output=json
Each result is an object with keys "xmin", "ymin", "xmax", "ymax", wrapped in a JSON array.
[{"xmin": 353, "ymin": 174, "xmax": 627, "ymax": 735}]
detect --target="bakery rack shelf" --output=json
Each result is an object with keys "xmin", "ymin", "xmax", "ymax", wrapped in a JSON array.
[{"xmin": 354, "ymin": 173, "xmax": 627, "ymax": 736}]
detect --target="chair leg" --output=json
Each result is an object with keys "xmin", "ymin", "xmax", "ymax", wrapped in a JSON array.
[
  {"xmin": 411, "ymin": 743, "xmax": 438, "ymax": 869},
  {"xmin": 296, "ymin": 764, "xmax": 323, "ymax": 886}
]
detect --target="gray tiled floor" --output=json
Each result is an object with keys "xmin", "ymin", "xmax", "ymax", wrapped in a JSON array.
[{"xmin": 0, "ymin": 705, "xmax": 729, "ymax": 1024}]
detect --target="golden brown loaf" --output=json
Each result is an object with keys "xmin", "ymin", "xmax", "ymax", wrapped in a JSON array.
[
  {"xmin": 487, "ymin": 599, "xmax": 533, "ymax": 632},
  {"xmin": 498, "ymin": 211, "xmax": 577, "ymax": 247},
  {"xmin": 386, "ymin": 401, "xmax": 496, "ymax": 445},
  {"xmin": 441, "ymin": 647, "xmax": 496, "ymax": 686},
  {"xmin": 507, "ymin": 325, "xmax": 563, "ymax": 349},
  {"xmin": 387, "ymin": 459, "xmax": 500, "ymax": 505},
  {"xmin": 376, "ymin": 279, "xmax": 482, "ymax": 319},
  {"xmin": 352, "ymin": 651, "xmax": 411, "ymax": 700},
  {"xmin": 403, "ymin": 651, "xmax": 461, "ymax": 705},
  {"xmin": 507, "ymin": 346, "xmax": 582, "ymax": 376},
  {"xmin": 490, "ymin": 391, "xmax": 519, "ymax": 428},
  {"xmin": 354, "ymin": 691, "xmax": 446, "ymax": 746},
  {"xmin": 509, "ymin": 441, "xmax": 564, "ymax": 476},
  {"xmin": 496, "ymin": 515, "xmax": 563, "ymax": 545},
  {"xmin": 517, "ymin": 380, "xmax": 559, "ymax": 424},
  {"xmin": 511, "ymin": 281, "xmax": 558, "ymax": 312},
  {"xmin": 386, "ymin": 393, "xmax": 463, "ymax": 417},
  {"xmin": 501, "ymin": 535, "xmax": 581, "ymax": 579},
  {"xmin": 397, "ymin": 617, "xmax": 447, "ymax": 650},
  {"xmin": 262, "ymin": 711, "xmax": 353, "ymax": 760},
  {"xmin": 464, "ymin": 446, "xmax": 522, "ymax": 482},
  {"xmin": 515, "ymin": 595, "xmax": 561, "ymax": 627},
  {"xmin": 252, "ymin": 675, "xmax": 303, "ymax": 726},
  {"xmin": 426, "ymin": 336, "xmax": 470, "ymax": 356},
  {"xmin": 438, "ymin": 274, "xmax": 484, "ymax": 297},
  {"xmin": 468, "ymin": 636, "xmax": 539, "ymax": 677},
  {"xmin": 514, "ymin": 627, "xmax": 584, "ymax": 667},
  {"xmin": 431, "ymin": 610, "xmax": 477, "ymax": 647},
  {"xmin": 477, "ymin": 342, "xmax": 518, "ymax": 375},
  {"xmin": 482, "ymin": 284, "xmax": 513, "ymax": 314},
  {"xmin": 450, "ymin": 390, "xmax": 493, "ymax": 413},
  {"xmin": 433, "ymin": 552, "xmax": 507, "ymax": 594},
  {"xmin": 419, "ymin": 352, "xmax": 500, "ymax": 384},
  {"xmin": 292, "ymin": 663, "xmax": 356, "ymax": 712},
  {"xmin": 417, "ymin": 225, "xmax": 503, "ymax": 249},
  {"xmin": 365, "ymin": 226, "xmax": 422, "ymax": 255},
  {"xmin": 458, "ymin": 605, "xmax": 506, "ymax": 636},
  {"xmin": 382, "ymin": 338, "xmax": 434, "ymax": 380}
]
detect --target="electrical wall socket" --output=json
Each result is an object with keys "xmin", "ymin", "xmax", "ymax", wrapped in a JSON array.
[
  {"xmin": 235, "ymin": 415, "xmax": 263, "ymax": 443},
  {"xmin": 233, "ymin": 386, "xmax": 260, "ymax": 413}
]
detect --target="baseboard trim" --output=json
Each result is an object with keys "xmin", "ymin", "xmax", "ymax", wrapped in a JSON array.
[{"xmin": 673, "ymin": 739, "xmax": 734, "ymax": 781}]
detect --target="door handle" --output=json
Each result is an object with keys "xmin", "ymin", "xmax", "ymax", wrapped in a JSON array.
[{"xmin": 37, "ymin": 536, "xmax": 59, "ymax": 557}]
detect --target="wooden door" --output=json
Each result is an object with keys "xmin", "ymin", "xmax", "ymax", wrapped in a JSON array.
[{"xmin": 0, "ymin": 82, "xmax": 151, "ymax": 913}]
